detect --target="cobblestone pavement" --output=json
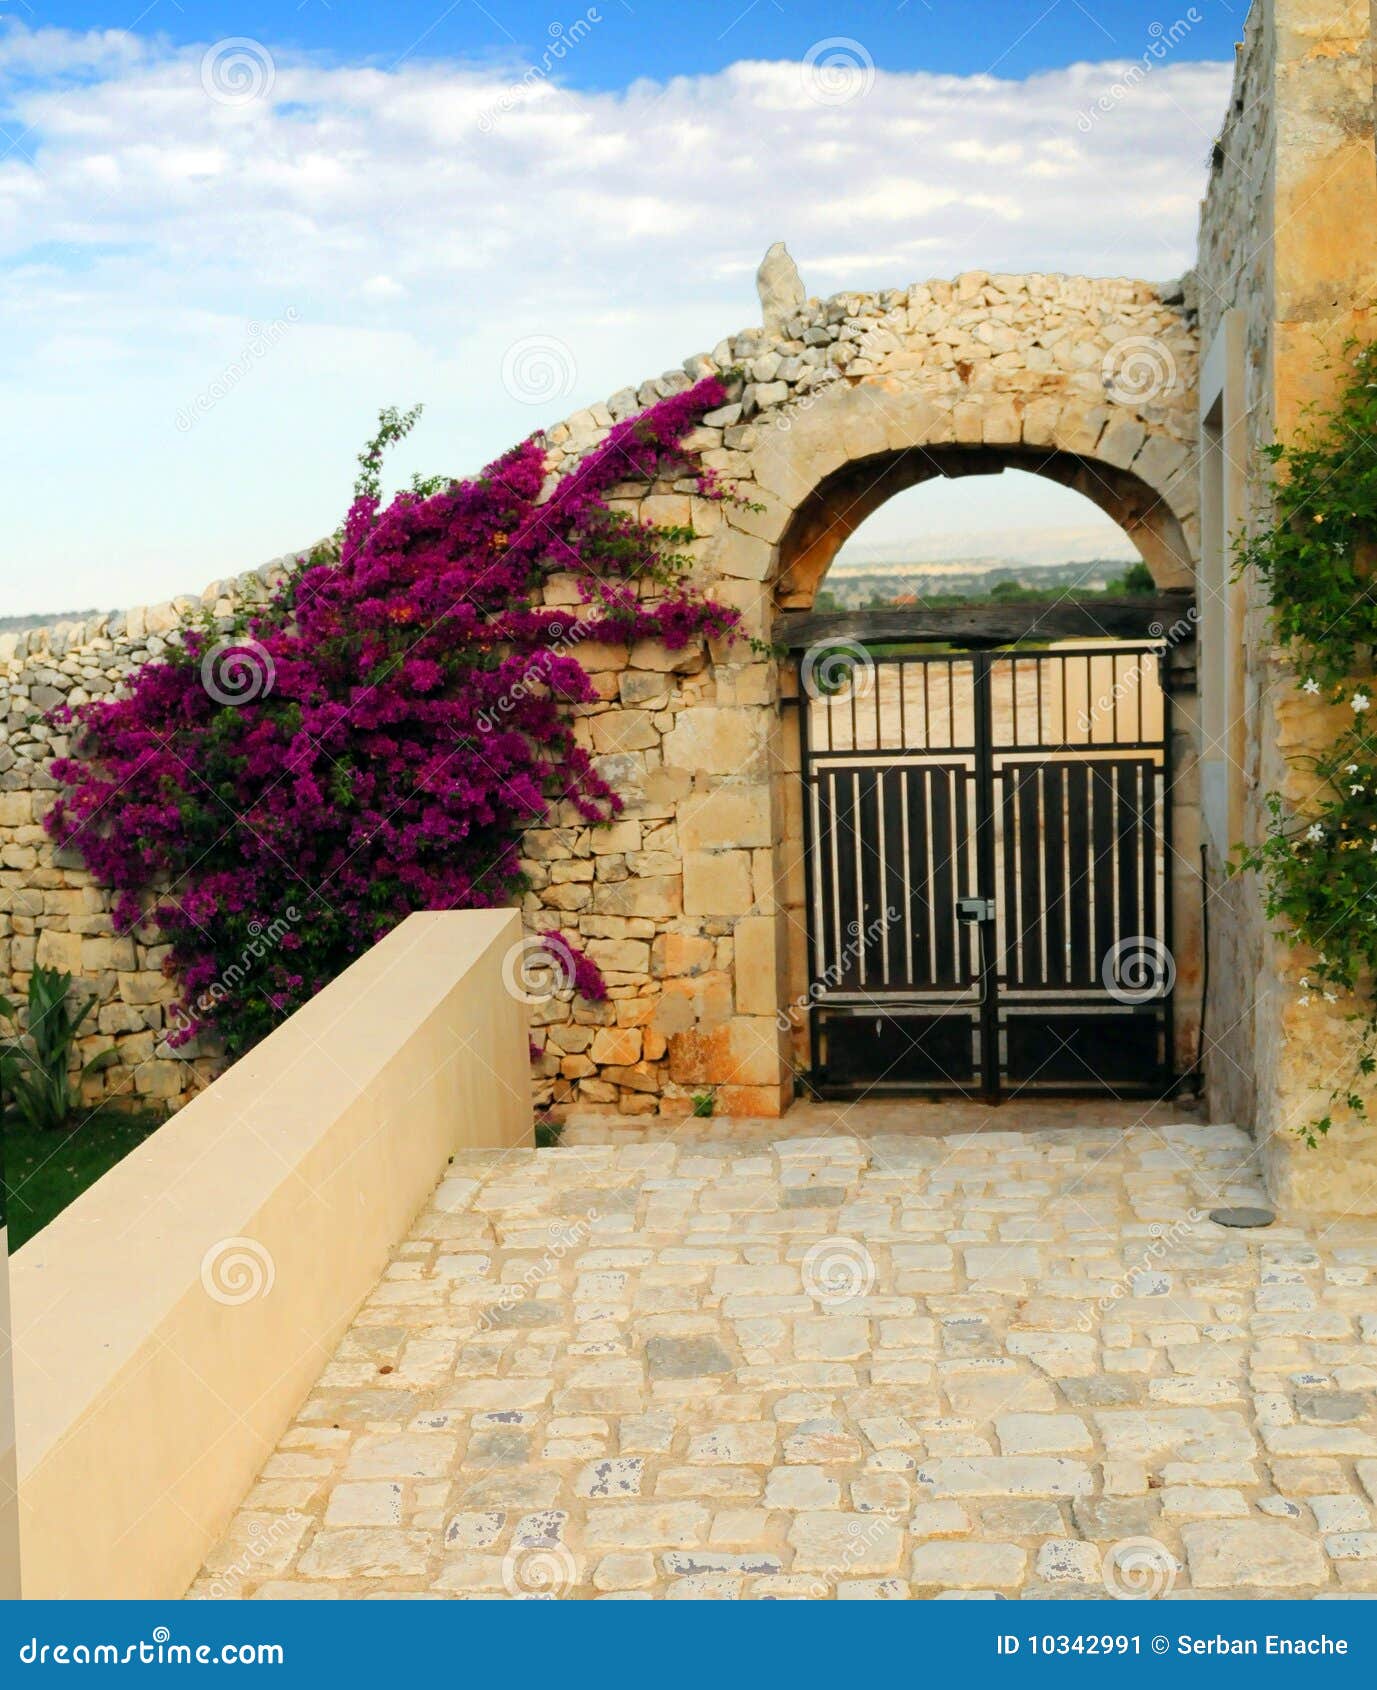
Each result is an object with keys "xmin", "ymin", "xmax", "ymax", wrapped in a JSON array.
[{"xmin": 194, "ymin": 1104, "xmax": 1377, "ymax": 1600}]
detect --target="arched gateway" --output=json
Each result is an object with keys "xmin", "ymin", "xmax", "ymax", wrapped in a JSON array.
[
  {"xmin": 0, "ymin": 261, "xmax": 1204, "ymax": 1124},
  {"xmin": 526, "ymin": 263, "xmax": 1203, "ymax": 1120}
]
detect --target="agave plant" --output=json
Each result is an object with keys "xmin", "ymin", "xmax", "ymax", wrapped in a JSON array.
[{"xmin": 0, "ymin": 966, "xmax": 114, "ymax": 1131}]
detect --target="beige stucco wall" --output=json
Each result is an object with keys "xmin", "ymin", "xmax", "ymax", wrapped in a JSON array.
[
  {"xmin": 11, "ymin": 907, "xmax": 532, "ymax": 1599},
  {"xmin": 1197, "ymin": 0, "xmax": 1377, "ymax": 1210},
  {"xmin": 0, "ymin": 1233, "xmax": 18, "ymax": 1599}
]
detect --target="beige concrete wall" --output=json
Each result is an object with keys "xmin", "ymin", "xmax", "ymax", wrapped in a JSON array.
[
  {"xmin": 0, "ymin": 1232, "xmax": 18, "ymax": 1598},
  {"xmin": 1197, "ymin": 0, "xmax": 1377, "ymax": 1211},
  {"xmin": 10, "ymin": 908, "xmax": 532, "ymax": 1599}
]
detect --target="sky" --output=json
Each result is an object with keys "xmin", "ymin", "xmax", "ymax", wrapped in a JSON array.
[{"xmin": 0, "ymin": 1, "xmax": 1242, "ymax": 613}]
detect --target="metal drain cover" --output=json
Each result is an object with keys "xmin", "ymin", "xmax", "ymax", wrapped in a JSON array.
[{"xmin": 1210, "ymin": 1205, "xmax": 1276, "ymax": 1228}]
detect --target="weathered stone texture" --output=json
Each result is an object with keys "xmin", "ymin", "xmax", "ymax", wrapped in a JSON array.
[
  {"xmin": 1196, "ymin": 0, "xmax": 1377, "ymax": 1210},
  {"xmin": 190, "ymin": 1106, "xmax": 1377, "ymax": 1599}
]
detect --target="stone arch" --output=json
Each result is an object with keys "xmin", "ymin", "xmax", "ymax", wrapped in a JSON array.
[
  {"xmin": 0, "ymin": 270, "xmax": 1201, "ymax": 1124},
  {"xmin": 774, "ymin": 443, "xmax": 1193, "ymax": 609},
  {"xmin": 517, "ymin": 271, "xmax": 1204, "ymax": 1118},
  {"xmin": 720, "ymin": 380, "xmax": 1198, "ymax": 611}
]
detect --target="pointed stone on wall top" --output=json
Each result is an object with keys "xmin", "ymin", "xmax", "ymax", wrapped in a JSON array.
[{"xmin": 756, "ymin": 242, "xmax": 806, "ymax": 336}]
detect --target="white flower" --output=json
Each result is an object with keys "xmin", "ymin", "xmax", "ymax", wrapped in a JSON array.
[
  {"xmin": 1303, "ymin": 678, "xmax": 1321, "ymax": 695},
  {"xmin": 1324, "ymin": 991, "xmax": 1338, "ymax": 1003},
  {"xmin": 1306, "ymin": 823, "xmax": 1325, "ymax": 842},
  {"xmin": 1347, "ymin": 764, "xmax": 1360, "ymax": 774},
  {"xmin": 1299, "ymin": 995, "xmax": 1311, "ymax": 1008},
  {"xmin": 1352, "ymin": 784, "xmax": 1366, "ymax": 796},
  {"xmin": 1352, "ymin": 692, "xmax": 1371, "ymax": 713}
]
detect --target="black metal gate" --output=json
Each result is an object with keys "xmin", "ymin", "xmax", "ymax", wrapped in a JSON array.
[{"xmin": 800, "ymin": 643, "xmax": 1173, "ymax": 1098}]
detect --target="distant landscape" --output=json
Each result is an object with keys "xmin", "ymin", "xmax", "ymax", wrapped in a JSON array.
[
  {"xmin": 0, "ymin": 610, "xmax": 100, "ymax": 635},
  {"xmin": 0, "ymin": 557, "xmax": 1156, "ymax": 635},
  {"xmin": 815, "ymin": 557, "xmax": 1156, "ymax": 612}
]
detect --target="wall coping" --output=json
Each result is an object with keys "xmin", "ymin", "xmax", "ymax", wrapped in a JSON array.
[{"xmin": 11, "ymin": 908, "xmax": 533, "ymax": 1597}]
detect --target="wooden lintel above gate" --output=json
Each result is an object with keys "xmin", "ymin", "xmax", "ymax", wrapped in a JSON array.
[{"xmin": 774, "ymin": 593, "xmax": 1196, "ymax": 652}]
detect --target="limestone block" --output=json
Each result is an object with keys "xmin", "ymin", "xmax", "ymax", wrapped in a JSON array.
[
  {"xmin": 733, "ymin": 915, "xmax": 780, "ymax": 1017},
  {"xmin": 723, "ymin": 487, "xmax": 791, "ymax": 545},
  {"xmin": 683, "ymin": 850, "xmax": 754, "ymax": 917},
  {"xmin": 1020, "ymin": 395, "xmax": 1062, "ymax": 447},
  {"xmin": 590, "ymin": 712, "xmax": 659, "ymax": 755},
  {"xmin": 592, "ymin": 877, "xmax": 682, "ymax": 920},
  {"xmin": 571, "ymin": 641, "xmax": 631, "ymax": 674},
  {"xmin": 626, "ymin": 639, "xmax": 705, "ymax": 675},
  {"xmin": 1096, "ymin": 415, "xmax": 1148, "ymax": 470},
  {"xmin": 678, "ymin": 786, "xmax": 773, "ymax": 851},
  {"xmin": 656, "ymin": 971, "xmax": 734, "ymax": 1032},
  {"xmin": 716, "ymin": 530, "xmax": 774, "ymax": 582},
  {"xmin": 661, "ymin": 708, "xmax": 767, "ymax": 777},
  {"xmin": 589, "ymin": 1026, "xmax": 643, "ymax": 1066},
  {"xmin": 704, "ymin": 1016, "xmax": 786, "ymax": 1086},
  {"xmin": 591, "ymin": 820, "xmax": 641, "ymax": 855},
  {"xmin": 585, "ymin": 938, "xmax": 651, "ymax": 975},
  {"xmin": 35, "ymin": 927, "xmax": 82, "ymax": 973},
  {"xmin": 980, "ymin": 395, "xmax": 1022, "ymax": 444},
  {"xmin": 651, "ymin": 933, "xmax": 716, "ymax": 978}
]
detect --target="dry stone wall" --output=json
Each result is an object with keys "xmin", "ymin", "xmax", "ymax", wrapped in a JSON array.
[{"xmin": 1, "ymin": 269, "xmax": 1200, "ymax": 1121}]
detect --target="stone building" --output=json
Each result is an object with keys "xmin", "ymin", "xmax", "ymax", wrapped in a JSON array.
[{"xmin": 0, "ymin": 0, "xmax": 1373, "ymax": 1213}]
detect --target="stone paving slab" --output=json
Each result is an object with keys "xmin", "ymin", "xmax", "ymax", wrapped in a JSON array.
[{"xmin": 193, "ymin": 1105, "xmax": 1377, "ymax": 1600}]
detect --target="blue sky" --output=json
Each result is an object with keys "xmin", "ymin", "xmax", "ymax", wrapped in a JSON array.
[
  {"xmin": 1, "ymin": 2, "xmax": 1239, "ymax": 611},
  {"xmin": 21, "ymin": 2, "xmax": 1246, "ymax": 80}
]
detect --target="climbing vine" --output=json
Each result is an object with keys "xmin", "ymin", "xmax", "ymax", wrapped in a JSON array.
[
  {"xmin": 46, "ymin": 379, "xmax": 738, "ymax": 1057},
  {"xmin": 1234, "ymin": 341, "xmax": 1377, "ymax": 1143}
]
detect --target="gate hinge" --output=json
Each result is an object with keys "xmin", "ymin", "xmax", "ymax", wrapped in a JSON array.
[{"xmin": 956, "ymin": 896, "xmax": 995, "ymax": 923}]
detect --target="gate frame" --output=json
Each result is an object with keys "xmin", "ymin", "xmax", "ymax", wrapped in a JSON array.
[{"xmin": 784, "ymin": 596, "xmax": 1192, "ymax": 1104}]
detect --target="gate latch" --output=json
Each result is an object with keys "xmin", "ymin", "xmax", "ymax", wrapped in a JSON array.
[{"xmin": 956, "ymin": 896, "xmax": 995, "ymax": 923}]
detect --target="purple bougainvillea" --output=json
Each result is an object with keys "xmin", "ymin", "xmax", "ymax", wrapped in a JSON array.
[{"xmin": 46, "ymin": 378, "xmax": 738, "ymax": 1055}]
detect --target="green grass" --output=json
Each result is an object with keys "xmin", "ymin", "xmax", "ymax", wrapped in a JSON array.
[{"xmin": 3, "ymin": 1104, "xmax": 167, "ymax": 1250}]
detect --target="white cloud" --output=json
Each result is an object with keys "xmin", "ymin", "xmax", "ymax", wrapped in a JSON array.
[{"xmin": 0, "ymin": 24, "xmax": 1231, "ymax": 612}]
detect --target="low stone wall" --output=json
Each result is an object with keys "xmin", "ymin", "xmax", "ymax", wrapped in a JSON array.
[
  {"xmin": 10, "ymin": 908, "xmax": 532, "ymax": 1599},
  {"xmin": 1, "ymin": 269, "xmax": 1201, "ymax": 1122}
]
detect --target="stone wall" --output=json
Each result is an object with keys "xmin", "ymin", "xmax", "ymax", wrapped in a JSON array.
[
  {"xmin": 1196, "ymin": 0, "xmax": 1377, "ymax": 1210},
  {"xmin": 1, "ymin": 269, "xmax": 1202, "ymax": 1121}
]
